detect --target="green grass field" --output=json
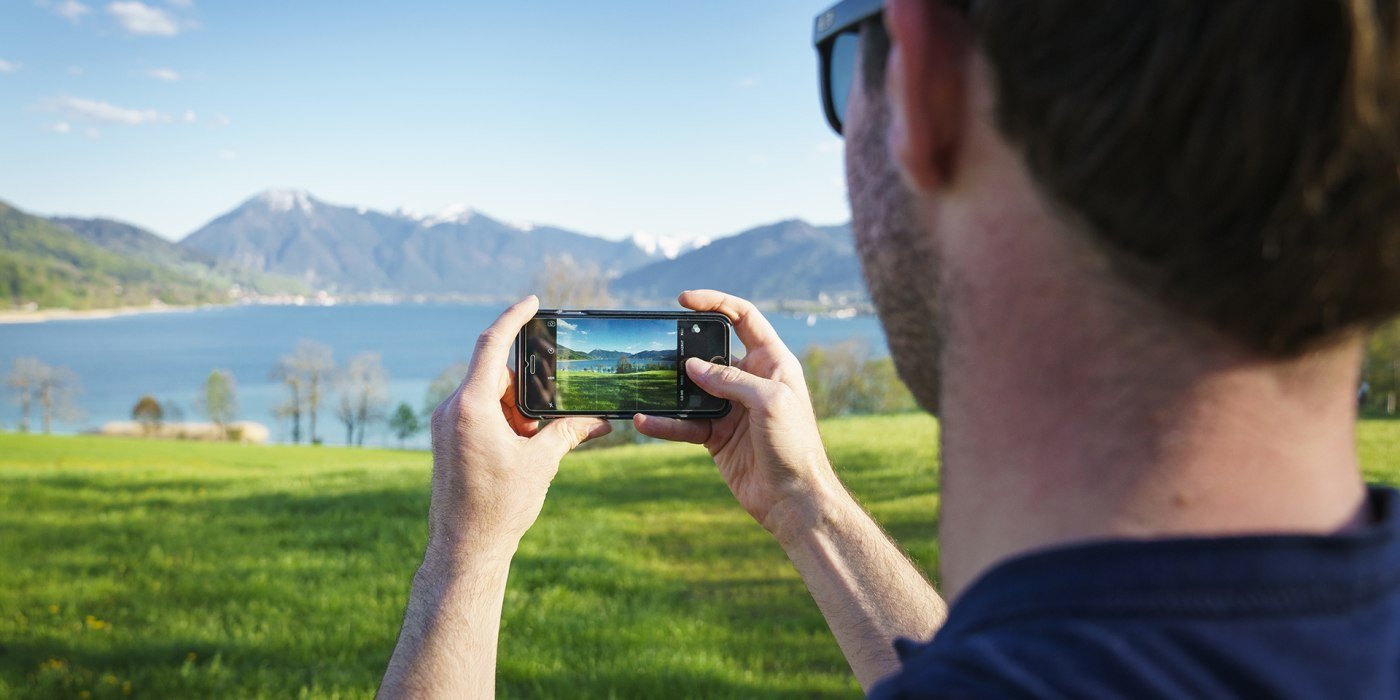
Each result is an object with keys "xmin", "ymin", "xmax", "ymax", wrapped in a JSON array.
[
  {"xmin": 4, "ymin": 416, "xmax": 1400, "ymax": 698},
  {"xmin": 557, "ymin": 368, "xmax": 677, "ymax": 411}
]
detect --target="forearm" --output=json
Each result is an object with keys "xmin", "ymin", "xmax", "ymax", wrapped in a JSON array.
[
  {"xmin": 378, "ymin": 553, "xmax": 513, "ymax": 699},
  {"xmin": 772, "ymin": 483, "xmax": 947, "ymax": 692}
]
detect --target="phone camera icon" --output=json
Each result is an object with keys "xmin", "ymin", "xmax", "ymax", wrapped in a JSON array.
[
  {"xmin": 546, "ymin": 320, "xmax": 556, "ymax": 327},
  {"xmin": 691, "ymin": 324, "xmax": 701, "ymax": 334}
]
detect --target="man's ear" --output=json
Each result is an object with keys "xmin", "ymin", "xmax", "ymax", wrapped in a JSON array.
[{"xmin": 885, "ymin": 0, "xmax": 972, "ymax": 194}]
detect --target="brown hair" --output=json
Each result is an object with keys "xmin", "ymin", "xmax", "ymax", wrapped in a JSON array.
[{"xmin": 967, "ymin": 0, "xmax": 1400, "ymax": 356}]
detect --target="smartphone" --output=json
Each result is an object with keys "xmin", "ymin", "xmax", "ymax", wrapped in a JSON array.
[{"xmin": 515, "ymin": 310, "xmax": 732, "ymax": 419}]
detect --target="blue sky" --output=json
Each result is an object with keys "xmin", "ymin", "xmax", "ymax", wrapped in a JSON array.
[
  {"xmin": 0, "ymin": 0, "xmax": 849, "ymax": 243},
  {"xmin": 557, "ymin": 318, "xmax": 674, "ymax": 354}
]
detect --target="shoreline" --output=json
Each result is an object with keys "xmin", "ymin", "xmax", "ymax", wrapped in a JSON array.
[{"xmin": 0, "ymin": 303, "xmax": 206, "ymax": 325}]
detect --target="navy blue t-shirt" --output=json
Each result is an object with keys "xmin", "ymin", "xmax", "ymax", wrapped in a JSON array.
[{"xmin": 869, "ymin": 486, "xmax": 1400, "ymax": 699}]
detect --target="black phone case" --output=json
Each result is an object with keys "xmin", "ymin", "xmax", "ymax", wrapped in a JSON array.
[{"xmin": 515, "ymin": 310, "xmax": 733, "ymax": 420}]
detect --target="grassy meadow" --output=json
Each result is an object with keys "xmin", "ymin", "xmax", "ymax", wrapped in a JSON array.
[
  {"xmin": 556, "ymin": 368, "xmax": 677, "ymax": 411},
  {"xmin": 4, "ymin": 416, "xmax": 1400, "ymax": 698}
]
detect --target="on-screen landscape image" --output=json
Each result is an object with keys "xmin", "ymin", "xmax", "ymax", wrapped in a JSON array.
[{"xmin": 554, "ymin": 318, "xmax": 678, "ymax": 411}]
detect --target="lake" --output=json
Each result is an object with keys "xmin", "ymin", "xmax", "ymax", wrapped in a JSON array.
[{"xmin": 0, "ymin": 303, "xmax": 889, "ymax": 447}]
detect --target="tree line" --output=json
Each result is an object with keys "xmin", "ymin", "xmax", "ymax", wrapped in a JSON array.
[
  {"xmin": 270, "ymin": 340, "xmax": 437, "ymax": 448},
  {"xmin": 2, "ymin": 346, "xmax": 466, "ymax": 448}
]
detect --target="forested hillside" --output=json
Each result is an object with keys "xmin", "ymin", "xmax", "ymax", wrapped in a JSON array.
[{"xmin": 0, "ymin": 201, "xmax": 225, "ymax": 310}]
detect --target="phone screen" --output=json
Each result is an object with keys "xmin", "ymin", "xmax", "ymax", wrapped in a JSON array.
[{"xmin": 519, "ymin": 313, "xmax": 730, "ymax": 417}]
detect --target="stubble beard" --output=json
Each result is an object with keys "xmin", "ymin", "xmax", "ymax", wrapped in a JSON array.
[{"xmin": 845, "ymin": 96, "xmax": 947, "ymax": 417}]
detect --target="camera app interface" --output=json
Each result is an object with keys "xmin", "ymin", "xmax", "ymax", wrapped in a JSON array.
[{"xmin": 523, "ymin": 316, "xmax": 727, "ymax": 413}]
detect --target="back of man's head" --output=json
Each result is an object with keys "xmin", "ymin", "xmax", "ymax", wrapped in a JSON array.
[{"xmin": 968, "ymin": 0, "xmax": 1400, "ymax": 357}]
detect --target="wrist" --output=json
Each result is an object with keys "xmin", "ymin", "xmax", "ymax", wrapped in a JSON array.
[
  {"xmin": 765, "ymin": 473, "xmax": 860, "ymax": 549},
  {"xmin": 422, "ymin": 533, "xmax": 519, "ymax": 577}
]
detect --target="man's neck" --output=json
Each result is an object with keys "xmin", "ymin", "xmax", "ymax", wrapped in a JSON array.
[
  {"xmin": 929, "ymin": 184, "xmax": 1366, "ymax": 604},
  {"xmin": 942, "ymin": 339, "xmax": 1368, "ymax": 593}
]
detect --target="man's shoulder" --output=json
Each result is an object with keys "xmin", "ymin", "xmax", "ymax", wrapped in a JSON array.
[{"xmin": 869, "ymin": 486, "xmax": 1400, "ymax": 699}]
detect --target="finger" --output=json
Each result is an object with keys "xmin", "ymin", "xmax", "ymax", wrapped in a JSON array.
[
  {"xmin": 499, "ymin": 369, "xmax": 542, "ymax": 437},
  {"xmin": 465, "ymin": 295, "xmax": 539, "ymax": 396},
  {"xmin": 527, "ymin": 417, "xmax": 612, "ymax": 462},
  {"xmin": 678, "ymin": 289, "xmax": 787, "ymax": 355},
  {"xmin": 684, "ymin": 357, "xmax": 780, "ymax": 409},
  {"xmin": 633, "ymin": 413, "xmax": 711, "ymax": 445}
]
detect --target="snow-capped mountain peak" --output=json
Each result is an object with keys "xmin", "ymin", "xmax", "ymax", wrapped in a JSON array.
[
  {"xmin": 630, "ymin": 231, "xmax": 712, "ymax": 259},
  {"xmin": 258, "ymin": 188, "xmax": 314, "ymax": 214},
  {"xmin": 423, "ymin": 203, "xmax": 477, "ymax": 227}
]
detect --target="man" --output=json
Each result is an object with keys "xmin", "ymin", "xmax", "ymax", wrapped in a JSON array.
[{"xmin": 381, "ymin": 0, "xmax": 1400, "ymax": 697}]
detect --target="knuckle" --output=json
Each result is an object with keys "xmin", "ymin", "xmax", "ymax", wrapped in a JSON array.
[
  {"xmin": 718, "ymin": 365, "xmax": 746, "ymax": 385},
  {"xmin": 474, "ymin": 330, "xmax": 502, "ymax": 353}
]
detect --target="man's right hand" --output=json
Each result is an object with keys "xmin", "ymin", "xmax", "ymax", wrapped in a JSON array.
[{"xmin": 634, "ymin": 289, "xmax": 847, "ymax": 542}]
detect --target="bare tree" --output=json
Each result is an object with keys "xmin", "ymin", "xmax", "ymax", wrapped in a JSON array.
[
  {"xmin": 335, "ymin": 391, "xmax": 356, "ymax": 447},
  {"xmin": 338, "ymin": 353, "xmax": 389, "ymax": 447},
  {"xmin": 273, "ymin": 371, "xmax": 304, "ymax": 443},
  {"xmin": 273, "ymin": 340, "xmax": 336, "ymax": 444},
  {"xmin": 531, "ymin": 255, "xmax": 614, "ymax": 308},
  {"xmin": 33, "ymin": 364, "xmax": 81, "ymax": 434},
  {"xmin": 6, "ymin": 357, "xmax": 43, "ymax": 433},
  {"xmin": 198, "ymin": 369, "xmax": 238, "ymax": 438}
]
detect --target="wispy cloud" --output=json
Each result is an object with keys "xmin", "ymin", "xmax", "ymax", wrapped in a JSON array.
[
  {"xmin": 45, "ymin": 121, "xmax": 73, "ymax": 134},
  {"xmin": 37, "ymin": 0, "xmax": 92, "ymax": 22},
  {"xmin": 557, "ymin": 319, "xmax": 578, "ymax": 331},
  {"xmin": 737, "ymin": 76, "xmax": 760, "ymax": 89},
  {"xmin": 217, "ymin": 148, "xmax": 237, "ymax": 161},
  {"xmin": 107, "ymin": 1, "xmax": 179, "ymax": 36},
  {"xmin": 0, "ymin": 59, "xmax": 19, "ymax": 74},
  {"xmin": 166, "ymin": 0, "xmax": 192, "ymax": 7},
  {"xmin": 210, "ymin": 113, "xmax": 231, "ymax": 127},
  {"xmin": 67, "ymin": 65, "xmax": 84, "ymax": 76},
  {"xmin": 47, "ymin": 94, "xmax": 175, "ymax": 125},
  {"xmin": 182, "ymin": 109, "xmax": 196, "ymax": 123},
  {"xmin": 147, "ymin": 67, "xmax": 179, "ymax": 82}
]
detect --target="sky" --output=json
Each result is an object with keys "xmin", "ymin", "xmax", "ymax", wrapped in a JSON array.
[
  {"xmin": 0, "ymin": 0, "xmax": 850, "ymax": 243},
  {"xmin": 557, "ymin": 318, "xmax": 673, "ymax": 354}
]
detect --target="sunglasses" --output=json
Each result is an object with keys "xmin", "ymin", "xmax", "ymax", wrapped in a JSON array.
[
  {"xmin": 812, "ymin": 0, "xmax": 968, "ymax": 135},
  {"xmin": 813, "ymin": 0, "xmax": 884, "ymax": 135}
]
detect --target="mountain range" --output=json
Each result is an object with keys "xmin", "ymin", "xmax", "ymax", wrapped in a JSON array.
[
  {"xmin": 555, "ymin": 345, "xmax": 676, "ymax": 362},
  {"xmin": 3, "ymin": 188, "xmax": 867, "ymax": 311}
]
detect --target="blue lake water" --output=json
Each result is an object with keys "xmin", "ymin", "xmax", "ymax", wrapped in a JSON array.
[{"xmin": 0, "ymin": 303, "xmax": 889, "ymax": 447}]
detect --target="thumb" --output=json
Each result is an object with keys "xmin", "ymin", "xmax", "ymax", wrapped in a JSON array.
[
  {"xmin": 528, "ymin": 417, "xmax": 612, "ymax": 463},
  {"xmin": 685, "ymin": 357, "xmax": 778, "ymax": 409}
]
